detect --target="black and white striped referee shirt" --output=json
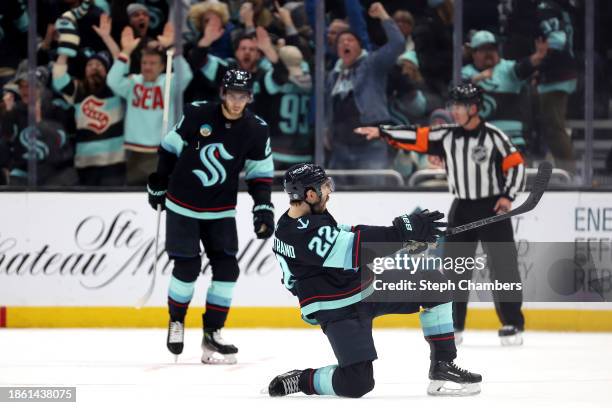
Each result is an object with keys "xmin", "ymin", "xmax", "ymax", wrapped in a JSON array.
[{"xmin": 380, "ymin": 122, "xmax": 526, "ymax": 200}]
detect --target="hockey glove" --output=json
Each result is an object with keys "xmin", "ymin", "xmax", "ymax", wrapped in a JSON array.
[
  {"xmin": 253, "ymin": 204, "xmax": 275, "ymax": 239},
  {"xmin": 147, "ymin": 173, "xmax": 168, "ymax": 211},
  {"xmin": 392, "ymin": 210, "xmax": 446, "ymax": 243}
]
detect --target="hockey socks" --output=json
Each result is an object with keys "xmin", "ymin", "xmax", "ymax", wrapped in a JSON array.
[
  {"xmin": 167, "ymin": 275, "xmax": 195, "ymax": 322},
  {"xmin": 203, "ymin": 280, "xmax": 236, "ymax": 329},
  {"xmin": 419, "ymin": 302, "xmax": 457, "ymax": 362}
]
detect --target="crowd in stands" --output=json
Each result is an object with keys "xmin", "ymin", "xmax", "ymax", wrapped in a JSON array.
[{"xmin": 0, "ymin": 0, "xmax": 610, "ymax": 187}]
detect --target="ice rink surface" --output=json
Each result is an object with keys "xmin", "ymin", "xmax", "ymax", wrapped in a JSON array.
[{"xmin": 1, "ymin": 328, "xmax": 611, "ymax": 408}]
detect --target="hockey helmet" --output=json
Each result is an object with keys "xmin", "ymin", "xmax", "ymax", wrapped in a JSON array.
[
  {"xmin": 222, "ymin": 69, "xmax": 253, "ymax": 93},
  {"xmin": 284, "ymin": 163, "xmax": 335, "ymax": 201},
  {"xmin": 448, "ymin": 82, "xmax": 483, "ymax": 108}
]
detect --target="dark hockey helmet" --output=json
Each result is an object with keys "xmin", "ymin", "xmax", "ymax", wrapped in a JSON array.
[
  {"xmin": 284, "ymin": 163, "xmax": 335, "ymax": 201},
  {"xmin": 448, "ymin": 82, "xmax": 483, "ymax": 108},
  {"xmin": 222, "ymin": 69, "xmax": 253, "ymax": 93}
]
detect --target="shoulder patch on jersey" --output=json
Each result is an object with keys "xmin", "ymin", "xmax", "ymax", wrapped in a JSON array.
[
  {"xmin": 253, "ymin": 114, "xmax": 268, "ymax": 127},
  {"xmin": 296, "ymin": 218, "xmax": 310, "ymax": 230}
]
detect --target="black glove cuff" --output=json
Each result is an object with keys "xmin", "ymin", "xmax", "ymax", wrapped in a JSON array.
[{"xmin": 147, "ymin": 173, "xmax": 168, "ymax": 192}]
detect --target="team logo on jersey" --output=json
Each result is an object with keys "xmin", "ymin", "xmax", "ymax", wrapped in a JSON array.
[
  {"xmin": 19, "ymin": 126, "xmax": 50, "ymax": 160},
  {"xmin": 297, "ymin": 218, "xmax": 309, "ymax": 229},
  {"xmin": 192, "ymin": 143, "xmax": 234, "ymax": 187},
  {"xmin": 199, "ymin": 124, "xmax": 212, "ymax": 137},
  {"xmin": 81, "ymin": 96, "xmax": 111, "ymax": 133},
  {"xmin": 471, "ymin": 145, "xmax": 488, "ymax": 163}
]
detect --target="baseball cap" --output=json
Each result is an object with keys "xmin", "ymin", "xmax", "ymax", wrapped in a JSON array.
[
  {"xmin": 470, "ymin": 30, "xmax": 497, "ymax": 49},
  {"xmin": 127, "ymin": 3, "xmax": 149, "ymax": 17},
  {"xmin": 398, "ymin": 50, "xmax": 419, "ymax": 67}
]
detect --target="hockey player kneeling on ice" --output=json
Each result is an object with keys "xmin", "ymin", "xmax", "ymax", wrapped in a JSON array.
[
  {"xmin": 268, "ymin": 164, "xmax": 482, "ymax": 397},
  {"xmin": 147, "ymin": 69, "xmax": 275, "ymax": 364}
]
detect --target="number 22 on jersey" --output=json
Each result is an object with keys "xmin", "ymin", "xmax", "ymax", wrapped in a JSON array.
[{"xmin": 308, "ymin": 226, "xmax": 339, "ymax": 258}]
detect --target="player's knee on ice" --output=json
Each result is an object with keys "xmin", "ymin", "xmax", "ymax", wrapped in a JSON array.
[{"xmin": 333, "ymin": 361, "xmax": 375, "ymax": 398}]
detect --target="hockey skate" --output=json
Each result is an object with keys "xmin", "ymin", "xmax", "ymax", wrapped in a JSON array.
[
  {"xmin": 268, "ymin": 370, "xmax": 302, "ymax": 397},
  {"xmin": 499, "ymin": 325, "xmax": 524, "ymax": 346},
  {"xmin": 166, "ymin": 320, "xmax": 184, "ymax": 362},
  {"xmin": 427, "ymin": 360, "xmax": 482, "ymax": 396},
  {"xmin": 201, "ymin": 328, "xmax": 238, "ymax": 364}
]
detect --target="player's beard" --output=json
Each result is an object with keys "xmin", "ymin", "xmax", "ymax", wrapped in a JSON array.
[{"xmin": 311, "ymin": 195, "xmax": 329, "ymax": 214}]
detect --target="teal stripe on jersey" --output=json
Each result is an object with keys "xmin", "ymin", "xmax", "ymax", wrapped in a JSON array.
[
  {"xmin": 168, "ymin": 276, "xmax": 195, "ymax": 304},
  {"xmin": 75, "ymin": 136, "xmax": 124, "ymax": 156},
  {"xmin": 300, "ymin": 284, "xmax": 375, "ymax": 321},
  {"xmin": 244, "ymin": 156, "xmax": 274, "ymax": 180},
  {"xmin": 314, "ymin": 365, "xmax": 338, "ymax": 396},
  {"xmin": 166, "ymin": 200, "xmax": 236, "ymax": 220},
  {"xmin": 161, "ymin": 130, "xmax": 185, "ymax": 156},
  {"xmin": 419, "ymin": 302, "xmax": 454, "ymax": 336},
  {"xmin": 322, "ymin": 229, "xmax": 355, "ymax": 270}
]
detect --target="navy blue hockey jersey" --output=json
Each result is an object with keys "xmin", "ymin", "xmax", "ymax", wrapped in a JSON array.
[
  {"xmin": 157, "ymin": 101, "xmax": 273, "ymax": 219},
  {"xmin": 273, "ymin": 209, "xmax": 403, "ymax": 324}
]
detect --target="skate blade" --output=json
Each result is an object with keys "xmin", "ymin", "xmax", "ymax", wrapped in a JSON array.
[
  {"xmin": 167, "ymin": 347, "xmax": 182, "ymax": 363},
  {"xmin": 500, "ymin": 334, "xmax": 524, "ymax": 346},
  {"xmin": 201, "ymin": 348, "xmax": 237, "ymax": 365},
  {"xmin": 427, "ymin": 380, "xmax": 481, "ymax": 396}
]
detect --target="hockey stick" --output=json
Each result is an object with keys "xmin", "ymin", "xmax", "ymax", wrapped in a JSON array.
[
  {"xmin": 445, "ymin": 161, "xmax": 553, "ymax": 236},
  {"xmin": 135, "ymin": 48, "xmax": 175, "ymax": 309}
]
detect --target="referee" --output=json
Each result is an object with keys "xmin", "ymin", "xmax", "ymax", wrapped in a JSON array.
[{"xmin": 355, "ymin": 83, "xmax": 526, "ymax": 346}]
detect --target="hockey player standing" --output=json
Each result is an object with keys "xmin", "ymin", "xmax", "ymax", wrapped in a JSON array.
[
  {"xmin": 268, "ymin": 163, "xmax": 481, "ymax": 398},
  {"xmin": 147, "ymin": 69, "xmax": 275, "ymax": 364}
]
